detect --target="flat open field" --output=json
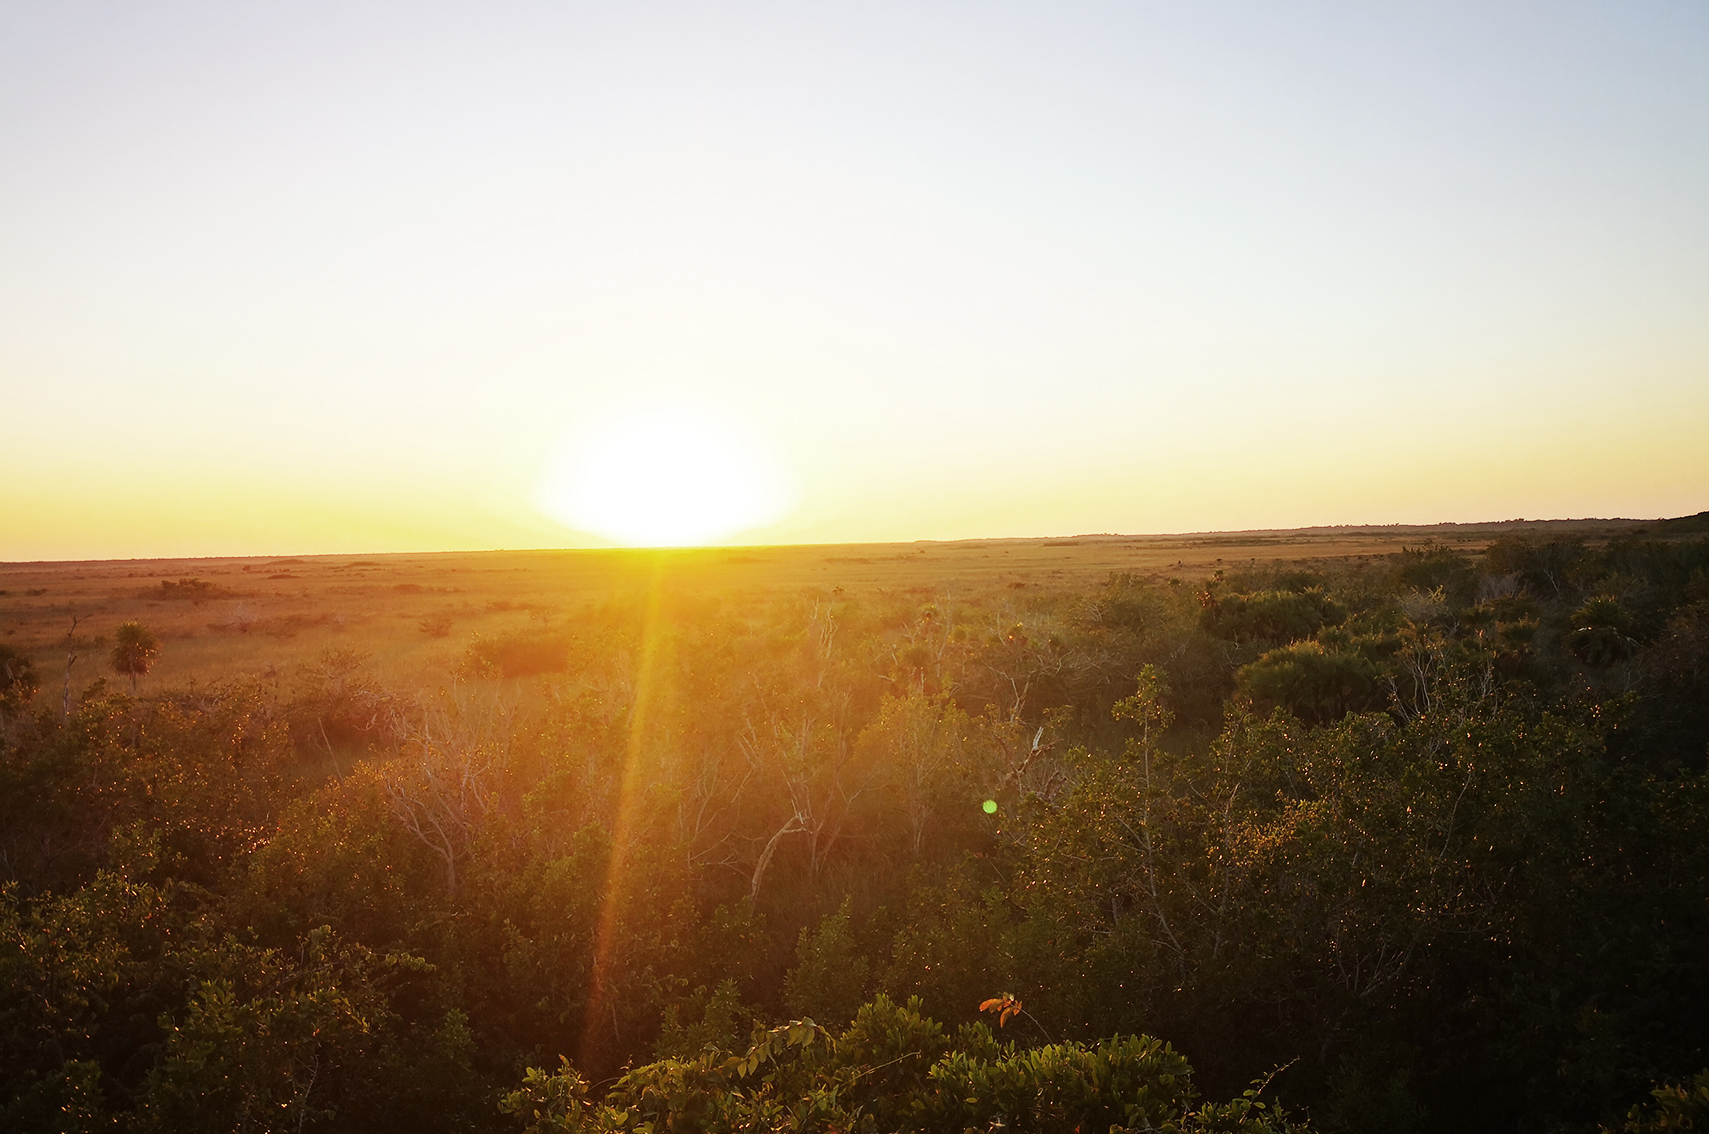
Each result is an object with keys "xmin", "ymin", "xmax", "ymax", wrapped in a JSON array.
[{"xmin": 0, "ymin": 517, "xmax": 1665, "ymax": 690}]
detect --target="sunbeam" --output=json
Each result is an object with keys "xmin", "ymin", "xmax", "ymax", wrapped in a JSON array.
[{"xmin": 580, "ymin": 553, "xmax": 669, "ymax": 1065}]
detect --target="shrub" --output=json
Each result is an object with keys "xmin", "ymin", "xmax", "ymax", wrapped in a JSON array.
[
  {"xmin": 501, "ymin": 995, "xmax": 1313, "ymax": 1133},
  {"xmin": 463, "ymin": 629, "xmax": 573, "ymax": 677},
  {"xmin": 1201, "ymin": 589, "xmax": 1345, "ymax": 646},
  {"xmin": 1608, "ymin": 1069, "xmax": 1709, "ymax": 1132},
  {"xmin": 0, "ymin": 643, "xmax": 38, "ymax": 715},
  {"xmin": 1237, "ymin": 641, "xmax": 1385, "ymax": 725},
  {"xmin": 140, "ymin": 577, "xmax": 229, "ymax": 604}
]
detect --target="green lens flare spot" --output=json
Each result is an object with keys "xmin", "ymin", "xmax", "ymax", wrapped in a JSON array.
[{"xmin": 982, "ymin": 799, "xmax": 998, "ymax": 814}]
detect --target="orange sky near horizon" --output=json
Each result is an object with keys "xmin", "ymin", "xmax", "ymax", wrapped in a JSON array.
[{"xmin": 3, "ymin": 2, "xmax": 1706, "ymax": 560}]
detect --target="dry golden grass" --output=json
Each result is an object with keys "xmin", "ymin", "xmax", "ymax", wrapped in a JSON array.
[{"xmin": 0, "ymin": 518, "xmax": 1651, "ymax": 691}]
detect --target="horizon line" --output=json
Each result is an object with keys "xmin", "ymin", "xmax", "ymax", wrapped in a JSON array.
[{"xmin": 4, "ymin": 510, "xmax": 1702, "ymax": 568}]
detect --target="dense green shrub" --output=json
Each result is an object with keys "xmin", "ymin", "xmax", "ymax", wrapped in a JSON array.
[
  {"xmin": 501, "ymin": 996, "xmax": 1311, "ymax": 1133},
  {"xmin": 1201, "ymin": 588, "xmax": 1345, "ymax": 645},
  {"xmin": 1607, "ymin": 1070, "xmax": 1709, "ymax": 1132},
  {"xmin": 1236, "ymin": 640, "xmax": 1387, "ymax": 724}
]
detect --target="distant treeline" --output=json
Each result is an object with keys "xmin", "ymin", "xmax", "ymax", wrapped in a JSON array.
[{"xmin": 3, "ymin": 533, "xmax": 1707, "ymax": 1133}]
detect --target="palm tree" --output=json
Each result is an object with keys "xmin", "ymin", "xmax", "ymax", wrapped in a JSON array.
[{"xmin": 110, "ymin": 621, "xmax": 159, "ymax": 694}]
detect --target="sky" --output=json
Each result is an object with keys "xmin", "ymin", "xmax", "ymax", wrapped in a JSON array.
[{"xmin": 2, "ymin": 1, "xmax": 1706, "ymax": 558}]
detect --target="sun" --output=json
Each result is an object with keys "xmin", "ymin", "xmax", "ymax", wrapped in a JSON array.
[{"xmin": 534, "ymin": 394, "xmax": 796, "ymax": 547}]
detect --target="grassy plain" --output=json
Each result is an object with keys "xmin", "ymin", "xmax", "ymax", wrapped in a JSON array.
[{"xmin": 0, "ymin": 517, "xmax": 1661, "ymax": 691}]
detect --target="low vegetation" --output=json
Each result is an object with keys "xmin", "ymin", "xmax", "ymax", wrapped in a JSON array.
[{"xmin": 2, "ymin": 530, "xmax": 1707, "ymax": 1132}]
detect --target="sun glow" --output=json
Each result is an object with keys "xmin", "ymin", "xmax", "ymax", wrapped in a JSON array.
[{"xmin": 534, "ymin": 394, "xmax": 796, "ymax": 547}]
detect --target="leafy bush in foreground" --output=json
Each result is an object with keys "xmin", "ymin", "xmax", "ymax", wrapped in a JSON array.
[
  {"xmin": 1606, "ymin": 1070, "xmax": 1709, "ymax": 1132},
  {"xmin": 502, "ymin": 995, "xmax": 1310, "ymax": 1134}
]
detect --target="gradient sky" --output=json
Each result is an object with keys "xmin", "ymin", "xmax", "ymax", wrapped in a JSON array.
[{"xmin": 3, "ymin": 1, "xmax": 1706, "ymax": 558}]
